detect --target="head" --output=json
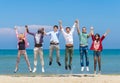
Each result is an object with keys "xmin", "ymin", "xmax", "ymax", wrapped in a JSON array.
[
  {"xmin": 66, "ymin": 27, "xmax": 71, "ymax": 33},
  {"xmin": 37, "ymin": 28, "xmax": 44, "ymax": 34},
  {"xmin": 25, "ymin": 25, "xmax": 28, "ymax": 28},
  {"xmin": 18, "ymin": 33, "xmax": 25, "ymax": 40},
  {"xmin": 95, "ymin": 33, "xmax": 100, "ymax": 40},
  {"xmin": 53, "ymin": 25, "xmax": 58, "ymax": 32},
  {"xmin": 82, "ymin": 27, "xmax": 87, "ymax": 33}
]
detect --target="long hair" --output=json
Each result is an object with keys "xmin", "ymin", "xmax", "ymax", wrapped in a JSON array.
[{"xmin": 95, "ymin": 33, "xmax": 100, "ymax": 42}]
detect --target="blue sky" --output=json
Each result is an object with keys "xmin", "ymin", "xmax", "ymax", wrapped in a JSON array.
[{"xmin": 0, "ymin": 0, "xmax": 120, "ymax": 49}]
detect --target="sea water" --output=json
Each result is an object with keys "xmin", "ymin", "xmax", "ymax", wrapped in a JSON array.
[{"xmin": 0, "ymin": 49, "xmax": 120, "ymax": 75}]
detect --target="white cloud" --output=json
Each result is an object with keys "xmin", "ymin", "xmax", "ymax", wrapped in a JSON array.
[
  {"xmin": 0, "ymin": 25, "xmax": 119, "ymax": 49},
  {"xmin": 0, "ymin": 28, "xmax": 14, "ymax": 35},
  {"xmin": 0, "ymin": 25, "xmax": 53, "ymax": 34},
  {"xmin": 14, "ymin": 25, "xmax": 53, "ymax": 32},
  {"xmin": 0, "ymin": 25, "xmax": 60, "ymax": 49}
]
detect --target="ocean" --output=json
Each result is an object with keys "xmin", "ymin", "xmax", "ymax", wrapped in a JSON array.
[{"xmin": 0, "ymin": 49, "xmax": 120, "ymax": 75}]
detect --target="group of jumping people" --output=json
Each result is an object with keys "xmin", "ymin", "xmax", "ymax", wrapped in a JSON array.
[{"xmin": 14, "ymin": 19, "xmax": 110, "ymax": 74}]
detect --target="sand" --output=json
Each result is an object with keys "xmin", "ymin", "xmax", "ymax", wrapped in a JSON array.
[{"xmin": 0, "ymin": 74, "xmax": 120, "ymax": 83}]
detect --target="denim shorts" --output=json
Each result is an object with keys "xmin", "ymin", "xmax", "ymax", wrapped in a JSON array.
[{"xmin": 94, "ymin": 51, "xmax": 101, "ymax": 56}]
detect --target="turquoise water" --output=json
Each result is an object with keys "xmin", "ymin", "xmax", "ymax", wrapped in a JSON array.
[{"xmin": 0, "ymin": 49, "xmax": 120, "ymax": 75}]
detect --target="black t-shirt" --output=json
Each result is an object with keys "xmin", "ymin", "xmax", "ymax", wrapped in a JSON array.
[{"xmin": 18, "ymin": 40, "xmax": 25, "ymax": 50}]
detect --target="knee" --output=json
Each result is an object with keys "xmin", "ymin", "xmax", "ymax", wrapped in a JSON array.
[
  {"xmin": 17, "ymin": 58, "xmax": 20, "ymax": 63},
  {"xmin": 56, "ymin": 46, "xmax": 60, "ymax": 50},
  {"xmin": 80, "ymin": 56, "xmax": 83, "ymax": 59},
  {"xmin": 24, "ymin": 56, "xmax": 28, "ymax": 60},
  {"xmin": 65, "ymin": 57, "xmax": 68, "ymax": 60},
  {"xmin": 94, "ymin": 61, "xmax": 97, "ymax": 64},
  {"xmin": 34, "ymin": 57, "xmax": 37, "ymax": 60}
]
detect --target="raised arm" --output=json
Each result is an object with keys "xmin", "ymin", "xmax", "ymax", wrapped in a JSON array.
[
  {"xmin": 59, "ymin": 20, "xmax": 66, "ymax": 36},
  {"xmin": 90, "ymin": 27, "xmax": 94, "ymax": 35},
  {"xmin": 75, "ymin": 19, "xmax": 80, "ymax": 34},
  {"xmin": 90, "ymin": 27, "xmax": 95, "ymax": 40},
  {"xmin": 24, "ymin": 26, "xmax": 29, "ymax": 47},
  {"xmin": 104, "ymin": 29, "xmax": 110, "ymax": 37},
  {"xmin": 71, "ymin": 22, "xmax": 76, "ymax": 33},
  {"xmin": 59, "ymin": 20, "xmax": 63, "ymax": 31},
  {"xmin": 25, "ymin": 26, "xmax": 35, "ymax": 36},
  {"xmin": 24, "ymin": 27, "xmax": 27, "ymax": 38},
  {"xmin": 100, "ymin": 29, "xmax": 110, "ymax": 41},
  {"xmin": 14, "ymin": 27, "xmax": 19, "ymax": 39},
  {"xmin": 88, "ymin": 26, "xmax": 94, "ymax": 37}
]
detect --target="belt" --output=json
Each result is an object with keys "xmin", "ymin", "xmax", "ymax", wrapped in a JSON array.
[
  {"xmin": 50, "ymin": 42, "xmax": 59, "ymax": 45},
  {"xmin": 66, "ymin": 45, "xmax": 73, "ymax": 48},
  {"xmin": 35, "ymin": 44, "xmax": 42, "ymax": 47},
  {"xmin": 80, "ymin": 44, "xmax": 88, "ymax": 47}
]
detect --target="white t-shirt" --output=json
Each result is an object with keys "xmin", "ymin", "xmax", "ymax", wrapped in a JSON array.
[
  {"xmin": 61, "ymin": 24, "xmax": 75, "ymax": 44},
  {"xmin": 46, "ymin": 31, "xmax": 60, "ymax": 43},
  {"xmin": 35, "ymin": 33, "xmax": 41, "ymax": 44}
]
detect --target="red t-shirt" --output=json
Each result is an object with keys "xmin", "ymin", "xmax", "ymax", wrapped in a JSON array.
[{"xmin": 90, "ymin": 34, "xmax": 105, "ymax": 51}]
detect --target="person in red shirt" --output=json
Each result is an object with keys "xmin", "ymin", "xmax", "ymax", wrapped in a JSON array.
[{"xmin": 90, "ymin": 27, "xmax": 110, "ymax": 75}]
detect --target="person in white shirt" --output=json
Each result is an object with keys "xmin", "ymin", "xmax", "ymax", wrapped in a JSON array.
[
  {"xmin": 46, "ymin": 25, "xmax": 61, "ymax": 66},
  {"xmin": 59, "ymin": 20, "xmax": 77, "ymax": 70}
]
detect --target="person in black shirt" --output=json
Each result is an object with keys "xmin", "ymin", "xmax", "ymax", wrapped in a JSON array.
[{"xmin": 14, "ymin": 26, "xmax": 32, "ymax": 73}]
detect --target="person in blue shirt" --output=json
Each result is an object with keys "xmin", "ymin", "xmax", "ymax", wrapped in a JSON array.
[{"xmin": 45, "ymin": 25, "xmax": 61, "ymax": 66}]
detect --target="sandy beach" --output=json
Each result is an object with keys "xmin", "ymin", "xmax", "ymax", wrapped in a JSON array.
[{"xmin": 0, "ymin": 74, "xmax": 120, "ymax": 83}]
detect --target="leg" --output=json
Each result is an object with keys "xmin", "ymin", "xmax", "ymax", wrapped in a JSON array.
[
  {"xmin": 80, "ymin": 47, "xmax": 84, "ymax": 67},
  {"xmin": 49, "ymin": 45, "xmax": 54, "ymax": 65},
  {"xmin": 14, "ymin": 51, "xmax": 21, "ymax": 72},
  {"xmin": 69, "ymin": 47, "xmax": 73, "ymax": 66},
  {"xmin": 34, "ymin": 48, "xmax": 38, "ymax": 68},
  {"xmin": 97, "ymin": 52, "xmax": 101, "ymax": 72},
  {"xmin": 65, "ymin": 47, "xmax": 69, "ymax": 70},
  {"xmin": 23, "ymin": 50, "xmax": 31, "ymax": 71},
  {"xmin": 94, "ymin": 51, "xmax": 97, "ymax": 72},
  {"xmin": 55, "ymin": 45, "xmax": 61, "ymax": 66},
  {"xmin": 69, "ymin": 47, "xmax": 73, "ymax": 70},
  {"xmin": 33, "ymin": 48, "xmax": 38, "ymax": 72},
  {"xmin": 55, "ymin": 45, "xmax": 60, "ymax": 63},
  {"xmin": 85, "ymin": 48, "xmax": 89, "ymax": 67},
  {"xmin": 39, "ymin": 47, "xmax": 45, "ymax": 72},
  {"xmin": 39, "ymin": 47, "xmax": 44, "ymax": 67},
  {"xmin": 80, "ymin": 47, "xmax": 85, "ymax": 71}
]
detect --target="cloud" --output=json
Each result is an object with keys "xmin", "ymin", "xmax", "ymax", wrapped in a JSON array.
[
  {"xmin": 13, "ymin": 25, "xmax": 53, "ymax": 33},
  {"xmin": 0, "ymin": 25, "xmax": 54, "ymax": 36},
  {"xmin": 1, "ymin": 24, "xmax": 95, "ymax": 49},
  {"xmin": 0, "ymin": 28, "xmax": 14, "ymax": 35},
  {"xmin": 0, "ymin": 25, "xmax": 60, "ymax": 49}
]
